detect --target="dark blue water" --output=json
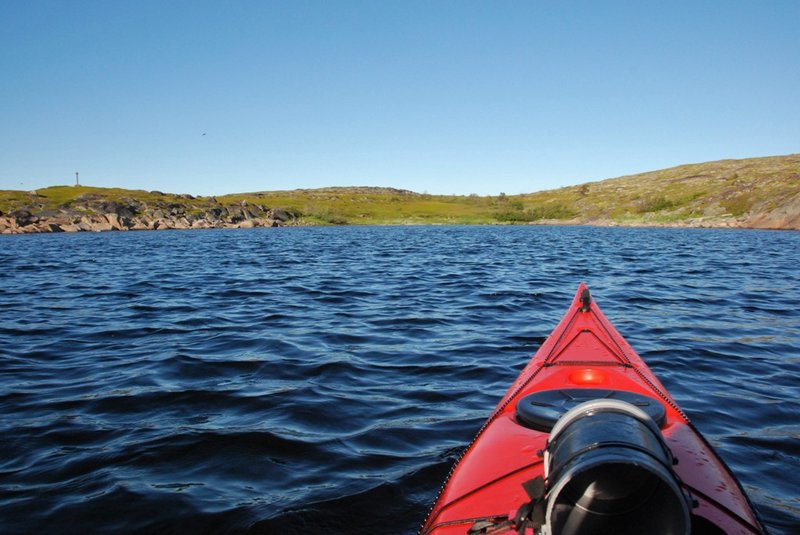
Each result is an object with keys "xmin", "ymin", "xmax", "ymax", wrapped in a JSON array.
[{"xmin": 1, "ymin": 226, "xmax": 798, "ymax": 534}]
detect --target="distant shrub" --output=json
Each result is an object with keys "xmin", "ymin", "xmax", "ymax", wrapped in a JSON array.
[
  {"xmin": 494, "ymin": 208, "xmax": 530, "ymax": 222},
  {"xmin": 721, "ymin": 193, "xmax": 752, "ymax": 216},
  {"xmin": 317, "ymin": 210, "xmax": 348, "ymax": 225},
  {"xmin": 636, "ymin": 195, "xmax": 675, "ymax": 213},
  {"xmin": 527, "ymin": 204, "xmax": 577, "ymax": 220},
  {"xmin": 304, "ymin": 206, "xmax": 348, "ymax": 225},
  {"xmin": 494, "ymin": 203, "xmax": 576, "ymax": 222}
]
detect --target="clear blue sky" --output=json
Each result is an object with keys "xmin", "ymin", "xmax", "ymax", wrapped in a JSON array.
[{"xmin": 1, "ymin": 1, "xmax": 798, "ymax": 196}]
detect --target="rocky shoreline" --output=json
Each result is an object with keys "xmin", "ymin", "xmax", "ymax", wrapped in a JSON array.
[
  {"xmin": 528, "ymin": 209, "xmax": 800, "ymax": 231},
  {"xmin": 4, "ymin": 210, "xmax": 797, "ymax": 234},
  {"xmin": 2, "ymin": 165, "xmax": 799, "ymax": 233},
  {"xmin": 3, "ymin": 206, "xmax": 799, "ymax": 234},
  {"xmin": 0, "ymin": 193, "xmax": 299, "ymax": 234}
]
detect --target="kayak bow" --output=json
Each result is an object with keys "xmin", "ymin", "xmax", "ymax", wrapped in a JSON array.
[{"xmin": 421, "ymin": 283, "xmax": 765, "ymax": 535}]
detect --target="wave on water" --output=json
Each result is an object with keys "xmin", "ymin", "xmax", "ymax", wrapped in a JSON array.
[{"xmin": 1, "ymin": 226, "xmax": 798, "ymax": 533}]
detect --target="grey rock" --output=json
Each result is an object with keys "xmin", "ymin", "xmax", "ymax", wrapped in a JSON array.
[
  {"xmin": 11, "ymin": 209, "xmax": 36, "ymax": 227},
  {"xmin": 271, "ymin": 208, "xmax": 292, "ymax": 222}
]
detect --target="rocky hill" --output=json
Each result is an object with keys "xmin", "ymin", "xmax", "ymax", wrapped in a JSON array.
[
  {"xmin": 0, "ymin": 188, "xmax": 300, "ymax": 233},
  {"xmin": 1, "ymin": 154, "xmax": 798, "ymax": 233},
  {"xmin": 514, "ymin": 154, "xmax": 800, "ymax": 229}
]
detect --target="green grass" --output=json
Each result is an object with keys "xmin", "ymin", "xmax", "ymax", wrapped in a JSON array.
[
  {"xmin": 0, "ymin": 185, "xmax": 200, "ymax": 213},
  {"xmin": 3, "ymin": 154, "xmax": 798, "ymax": 228},
  {"xmin": 217, "ymin": 189, "xmax": 504, "ymax": 225}
]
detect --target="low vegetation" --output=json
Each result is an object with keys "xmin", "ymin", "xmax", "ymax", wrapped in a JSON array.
[{"xmin": 2, "ymin": 154, "xmax": 799, "ymax": 231}]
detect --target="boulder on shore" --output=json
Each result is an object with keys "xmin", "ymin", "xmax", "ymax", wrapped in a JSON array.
[
  {"xmin": 105, "ymin": 213, "xmax": 127, "ymax": 231},
  {"xmin": 10, "ymin": 209, "xmax": 37, "ymax": 227},
  {"xmin": 0, "ymin": 196, "xmax": 299, "ymax": 234}
]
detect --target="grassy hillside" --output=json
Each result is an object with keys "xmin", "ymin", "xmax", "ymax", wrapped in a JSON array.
[
  {"xmin": 513, "ymin": 154, "xmax": 800, "ymax": 226},
  {"xmin": 2, "ymin": 154, "xmax": 799, "ymax": 229},
  {"xmin": 217, "ymin": 187, "xmax": 501, "ymax": 225}
]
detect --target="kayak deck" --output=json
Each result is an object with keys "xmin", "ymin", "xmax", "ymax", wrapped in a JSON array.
[{"xmin": 421, "ymin": 284, "xmax": 764, "ymax": 535}]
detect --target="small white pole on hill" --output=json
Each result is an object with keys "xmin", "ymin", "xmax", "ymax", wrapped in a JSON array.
[{"xmin": 75, "ymin": 172, "xmax": 79, "ymax": 186}]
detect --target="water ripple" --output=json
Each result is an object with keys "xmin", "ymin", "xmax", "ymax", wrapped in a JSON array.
[{"xmin": 1, "ymin": 226, "xmax": 798, "ymax": 534}]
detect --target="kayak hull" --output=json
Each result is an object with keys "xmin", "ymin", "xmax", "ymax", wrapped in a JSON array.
[{"xmin": 421, "ymin": 284, "xmax": 765, "ymax": 535}]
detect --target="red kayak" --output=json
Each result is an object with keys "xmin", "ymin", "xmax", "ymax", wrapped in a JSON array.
[{"xmin": 421, "ymin": 284, "xmax": 765, "ymax": 535}]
